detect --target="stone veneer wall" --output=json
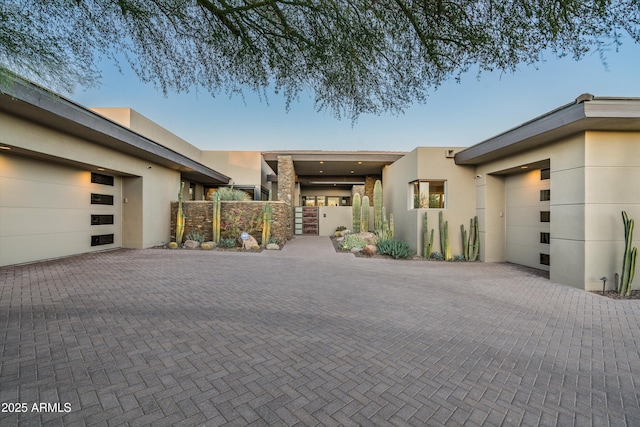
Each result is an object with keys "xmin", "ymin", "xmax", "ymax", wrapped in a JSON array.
[
  {"xmin": 276, "ymin": 155, "xmax": 295, "ymax": 240},
  {"xmin": 351, "ymin": 185, "xmax": 365, "ymax": 204},
  {"xmin": 170, "ymin": 201, "xmax": 289, "ymax": 244},
  {"xmin": 364, "ymin": 176, "xmax": 380, "ymax": 206}
]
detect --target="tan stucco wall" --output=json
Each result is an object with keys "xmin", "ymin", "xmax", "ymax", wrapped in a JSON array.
[
  {"xmin": 200, "ymin": 151, "xmax": 264, "ymax": 187},
  {"xmin": 383, "ymin": 147, "xmax": 476, "ymax": 256},
  {"xmin": 583, "ymin": 131, "xmax": 640, "ymax": 291},
  {"xmin": 0, "ymin": 111, "xmax": 180, "ymax": 265},
  {"xmin": 91, "ymin": 108, "xmax": 203, "ymax": 162},
  {"xmin": 318, "ymin": 206, "xmax": 354, "ymax": 236}
]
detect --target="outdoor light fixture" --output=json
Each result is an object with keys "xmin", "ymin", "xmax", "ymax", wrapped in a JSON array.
[{"xmin": 600, "ymin": 276, "xmax": 608, "ymax": 295}]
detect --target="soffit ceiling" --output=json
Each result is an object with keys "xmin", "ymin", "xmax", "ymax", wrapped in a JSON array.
[{"xmin": 262, "ymin": 151, "xmax": 406, "ymax": 182}]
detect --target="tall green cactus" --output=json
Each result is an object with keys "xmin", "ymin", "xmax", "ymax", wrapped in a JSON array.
[
  {"xmin": 175, "ymin": 182, "xmax": 186, "ymax": 243},
  {"xmin": 211, "ymin": 192, "xmax": 221, "ymax": 243},
  {"xmin": 620, "ymin": 211, "xmax": 638, "ymax": 296},
  {"xmin": 389, "ymin": 213, "xmax": 394, "ymax": 239},
  {"xmin": 461, "ymin": 224, "xmax": 468, "ymax": 260},
  {"xmin": 352, "ymin": 193, "xmax": 361, "ymax": 233},
  {"xmin": 461, "ymin": 216, "xmax": 480, "ymax": 261},
  {"xmin": 261, "ymin": 201, "xmax": 272, "ymax": 246},
  {"xmin": 423, "ymin": 212, "xmax": 434, "ymax": 258},
  {"xmin": 469, "ymin": 216, "xmax": 479, "ymax": 261},
  {"xmin": 361, "ymin": 195, "xmax": 370, "ymax": 231},
  {"xmin": 439, "ymin": 211, "xmax": 451, "ymax": 261},
  {"xmin": 374, "ymin": 180, "xmax": 383, "ymax": 231}
]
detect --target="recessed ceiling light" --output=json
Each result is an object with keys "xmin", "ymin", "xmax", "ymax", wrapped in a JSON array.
[
  {"xmin": 358, "ymin": 161, "xmax": 362, "ymax": 165},
  {"xmin": 521, "ymin": 166, "xmax": 528, "ymax": 169},
  {"xmin": 0, "ymin": 146, "xmax": 11, "ymax": 150},
  {"xmin": 350, "ymin": 170, "xmax": 355, "ymax": 174},
  {"xmin": 319, "ymin": 161, "xmax": 324, "ymax": 164},
  {"xmin": 319, "ymin": 170, "xmax": 323, "ymax": 173},
  {"xmin": 97, "ymin": 168, "xmax": 105, "ymax": 171}
]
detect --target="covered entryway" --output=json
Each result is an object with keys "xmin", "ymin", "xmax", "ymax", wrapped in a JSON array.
[{"xmin": 505, "ymin": 166, "xmax": 550, "ymax": 271}]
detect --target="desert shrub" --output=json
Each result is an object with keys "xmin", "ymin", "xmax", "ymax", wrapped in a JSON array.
[
  {"xmin": 335, "ymin": 225, "xmax": 347, "ymax": 232},
  {"xmin": 429, "ymin": 251, "xmax": 444, "ymax": 261},
  {"xmin": 184, "ymin": 230, "xmax": 205, "ymax": 243},
  {"xmin": 453, "ymin": 255, "xmax": 467, "ymax": 262},
  {"xmin": 213, "ymin": 187, "xmax": 252, "ymax": 201},
  {"xmin": 376, "ymin": 239, "xmax": 414, "ymax": 259},
  {"xmin": 218, "ymin": 237, "xmax": 238, "ymax": 248},
  {"xmin": 339, "ymin": 234, "xmax": 367, "ymax": 250},
  {"xmin": 221, "ymin": 209, "xmax": 262, "ymax": 239}
]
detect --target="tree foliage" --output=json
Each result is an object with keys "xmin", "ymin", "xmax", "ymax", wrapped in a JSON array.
[{"xmin": 1, "ymin": 0, "xmax": 639, "ymax": 119}]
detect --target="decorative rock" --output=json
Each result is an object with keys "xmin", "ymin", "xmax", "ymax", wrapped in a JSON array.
[
  {"xmin": 350, "ymin": 247, "xmax": 363, "ymax": 253},
  {"xmin": 168, "ymin": 242, "xmax": 178, "ymax": 249},
  {"xmin": 339, "ymin": 230, "xmax": 352, "ymax": 237},
  {"xmin": 336, "ymin": 237, "xmax": 344, "ymax": 243},
  {"xmin": 203, "ymin": 241, "xmax": 218, "ymax": 249},
  {"xmin": 241, "ymin": 234, "xmax": 259, "ymax": 250},
  {"xmin": 357, "ymin": 232, "xmax": 378, "ymax": 246},
  {"xmin": 266, "ymin": 243, "xmax": 280, "ymax": 250},
  {"xmin": 184, "ymin": 239, "xmax": 200, "ymax": 249},
  {"xmin": 200, "ymin": 243, "xmax": 212, "ymax": 250},
  {"xmin": 363, "ymin": 245, "xmax": 377, "ymax": 257}
]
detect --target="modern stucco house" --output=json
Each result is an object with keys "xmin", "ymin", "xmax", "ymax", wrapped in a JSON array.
[{"xmin": 1, "ymin": 77, "xmax": 639, "ymax": 292}]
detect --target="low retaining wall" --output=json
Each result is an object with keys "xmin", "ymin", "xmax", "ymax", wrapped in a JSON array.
[{"xmin": 170, "ymin": 201, "xmax": 290, "ymax": 244}]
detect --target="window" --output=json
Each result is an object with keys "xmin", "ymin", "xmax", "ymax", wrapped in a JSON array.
[
  {"xmin": 410, "ymin": 180, "xmax": 446, "ymax": 209},
  {"xmin": 91, "ymin": 215, "xmax": 114, "ymax": 225},
  {"xmin": 327, "ymin": 197, "xmax": 340, "ymax": 207},
  {"xmin": 540, "ymin": 168, "xmax": 550, "ymax": 180},
  {"xmin": 91, "ymin": 172, "xmax": 114, "ymax": 186},
  {"xmin": 91, "ymin": 193, "xmax": 114, "ymax": 205},
  {"xmin": 540, "ymin": 189, "xmax": 550, "ymax": 201},
  {"xmin": 540, "ymin": 211, "xmax": 550, "ymax": 222},
  {"xmin": 91, "ymin": 234, "xmax": 114, "ymax": 246},
  {"xmin": 540, "ymin": 232, "xmax": 550, "ymax": 244},
  {"xmin": 189, "ymin": 183, "xmax": 196, "ymax": 201},
  {"xmin": 540, "ymin": 253, "xmax": 550, "ymax": 266}
]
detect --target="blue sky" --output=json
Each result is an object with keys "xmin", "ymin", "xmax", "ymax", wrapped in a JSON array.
[{"xmin": 73, "ymin": 41, "xmax": 640, "ymax": 152}]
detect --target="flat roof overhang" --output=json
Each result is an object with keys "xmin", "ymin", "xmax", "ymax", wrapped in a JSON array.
[
  {"xmin": 262, "ymin": 151, "xmax": 406, "ymax": 185},
  {"xmin": 455, "ymin": 95, "xmax": 640, "ymax": 165},
  {"xmin": 0, "ymin": 78, "xmax": 231, "ymax": 185}
]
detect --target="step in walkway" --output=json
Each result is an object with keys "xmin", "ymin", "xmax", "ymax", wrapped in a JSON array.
[{"xmin": 264, "ymin": 235, "xmax": 349, "ymax": 258}]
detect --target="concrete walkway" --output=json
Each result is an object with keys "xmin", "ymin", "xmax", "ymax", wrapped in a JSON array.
[{"xmin": 1, "ymin": 241, "xmax": 640, "ymax": 426}]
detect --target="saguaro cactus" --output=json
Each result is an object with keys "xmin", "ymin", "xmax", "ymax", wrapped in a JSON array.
[
  {"xmin": 389, "ymin": 213, "xmax": 395, "ymax": 239},
  {"xmin": 423, "ymin": 212, "xmax": 434, "ymax": 258},
  {"xmin": 361, "ymin": 195, "xmax": 370, "ymax": 231},
  {"xmin": 352, "ymin": 193, "xmax": 361, "ymax": 233},
  {"xmin": 211, "ymin": 193, "xmax": 221, "ymax": 243},
  {"xmin": 175, "ymin": 182, "xmax": 185, "ymax": 244},
  {"xmin": 620, "ymin": 211, "xmax": 638, "ymax": 296},
  {"xmin": 374, "ymin": 180, "xmax": 383, "ymax": 231}
]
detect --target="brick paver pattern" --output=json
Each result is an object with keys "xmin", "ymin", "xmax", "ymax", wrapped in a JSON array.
[{"xmin": 1, "ymin": 237, "xmax": 640, "ymax": 426}]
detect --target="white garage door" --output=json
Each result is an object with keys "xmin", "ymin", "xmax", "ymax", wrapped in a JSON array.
[
  {"xmin": 505, "ymin": 169, "xmax": 550, "ymax": 271},
  {"xmin": 0, "ymin": 155, "xmax": 121, "ymax": 266}
]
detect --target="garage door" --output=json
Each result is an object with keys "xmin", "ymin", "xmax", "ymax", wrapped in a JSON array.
[
  {"xmin": 505, "ymin": 168, "xmax": 550, "ymax": 271},
  {"xmin": 0, "ymin": 155, "xmax": 121, "ymax": 266}
]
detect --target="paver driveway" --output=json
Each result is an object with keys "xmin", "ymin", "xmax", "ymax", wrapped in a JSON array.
[{"xmin": 1, "ymin": 237, "xmax": 639, "ymax": 426}]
